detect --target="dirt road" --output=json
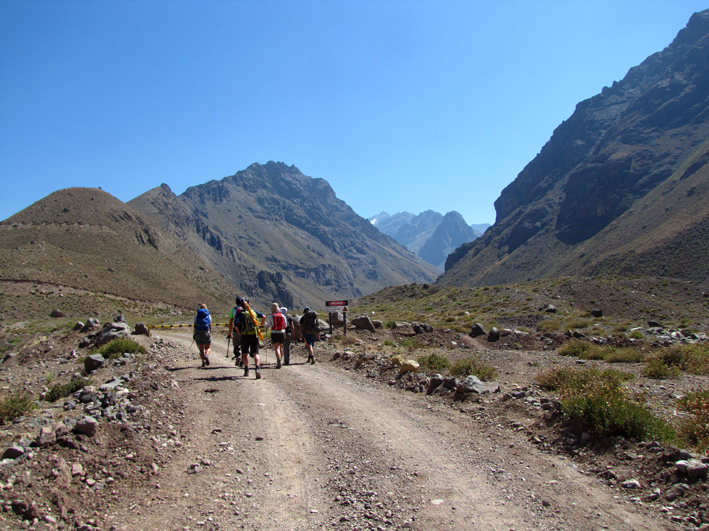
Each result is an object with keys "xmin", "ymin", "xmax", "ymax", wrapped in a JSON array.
[{"xmin": 109, "ymin": 331, "xmax": 675, "ymax": 531}]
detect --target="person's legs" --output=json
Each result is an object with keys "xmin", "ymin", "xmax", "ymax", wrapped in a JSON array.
[
  {"xmin": 304, "ymin": 334, "xmax": 316, "ymax": 363},
  {"xmin": 274, "ymin": 342, "xmax": 283, "ymax": 368},
  {"xmin": 241, "ymin": 337, "xmax": 249, "ymax": 376},
  {"xmin": 198, "ymin": 344, "xmax": 206, "ymax": 366},
  {"xmin": 283, "ymin": 333, "xmax": 291, "ymax": 365}
]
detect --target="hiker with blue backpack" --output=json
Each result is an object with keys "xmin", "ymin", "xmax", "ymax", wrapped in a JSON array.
[{"xmin": 194, "ymin": 304, "xmax": 212, "ymax": 367}]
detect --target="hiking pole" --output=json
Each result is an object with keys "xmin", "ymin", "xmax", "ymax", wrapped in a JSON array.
[{"xmin": 226, "ymin": 334, "xmax": 231, "ymax": 361}]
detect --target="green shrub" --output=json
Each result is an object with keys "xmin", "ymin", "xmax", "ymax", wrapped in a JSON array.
[
  {"xmin": 416, "ymin": 353, "xmax": 450, "ymax": 372},
  {"xmin": 566, "ymin": 319, "xmax": 591, "ymax": 330},
  {"xmin": 450, "ymin": 356, "xmax": 497, "ymax": 381},
  {"xmin": 537, "ymin": 320, "xmax": 562, "ymax": 333},
  {"xmin": 94, "ymin": 338, "xmax": 146, "ymax": 360},
  {"xmin": 0, "ymin": 391, "xmax": 37, "ymax": 424},
  {"xmin": 557, "ymin": 340, "xmax": 604, "ymax": 359},
  {"xmin": 642, "ymin": 356, "xmax": 682, "ymax": 379},
  {"xmin": 536, "ymin": 366, "xmax": 671, "ymax": 442},
  {"xmin": 605, "ymin": 347, "xmax": 645, "ymax": 363},
  {"xmin": 536, "ymin": 366, "xmax": 633, "ymax": 393},
  {"xmin": 677, "ymin": 391, "xmax": 709, "ymax": 451},
  {"xmin": 628, "ymin": 330, "xmax": 645, "ymax": 340},
  {"xmin": 383, "ymin": 339, "xmax": 395, "ymax": 347},
  {"xmin": 44, "ymin": 376, "xmax": 90, "ymax": 403},
  {"xmin": 563, "ymin": 391, "xmax": 674, "ymax": 441},
  {"xmin": 398, "ymin": 336, "xmax": 424, "ymax": 349}
]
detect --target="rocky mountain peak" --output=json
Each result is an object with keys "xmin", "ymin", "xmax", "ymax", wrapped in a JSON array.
[{"xmin": 440, "ymin": 9, "xmax": 709, "ymax": 288}]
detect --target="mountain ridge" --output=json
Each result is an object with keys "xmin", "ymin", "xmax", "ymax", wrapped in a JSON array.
[
  {"xmin": 130, "ymin": 162, "xmax": 440, "ymax": 309},
  {"xmin": 440, "ymin": 9, "xmax": 709, "ymax": 290},
  {"xmin": 370, "ymin": 210, "xmax": 485, "ymax": 269}
]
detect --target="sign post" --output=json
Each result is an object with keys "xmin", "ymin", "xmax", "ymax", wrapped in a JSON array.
[{"xmin": 325, "ymin": 300, "xmax": 349, "ymax": 336}]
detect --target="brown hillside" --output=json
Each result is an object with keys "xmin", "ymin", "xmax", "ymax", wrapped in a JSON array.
[
  {"xmin": 0, "ymin": 188, "xmax": 237, "ymax": 312},
  {"xmin": 130, "ymin": 162, "xmax": 440, "ymax": 310}
]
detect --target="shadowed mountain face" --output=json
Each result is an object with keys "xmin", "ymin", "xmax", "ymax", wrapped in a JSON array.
[
  {"xmin": 129, "ymin": 162, "xmax": 439, "ymax": 309},
  {"xmin": 371, "ymin": 211, "xmax": 482, "ymax": 270},
  {"xmin": 0, "ymin": 188, "xmax": 238, "ymax": 310},
  {"xmin": 440, "ymin": 10, "xmax": 709, "ymax": 289}
]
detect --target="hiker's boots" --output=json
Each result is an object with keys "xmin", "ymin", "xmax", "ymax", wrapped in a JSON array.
[
  {"xmin": 243, "ymin": 367, "xmax": 249, "ymax": 377},
  {"xmin": 255, "ymin": 367, "xmax": 262, "ymax": 379}
]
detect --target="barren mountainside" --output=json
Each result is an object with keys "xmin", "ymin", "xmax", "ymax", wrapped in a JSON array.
[
  {"xmin": 129, "ymin": 162, "xmax": 439, "ymax": 309},
  {"xmin": 440, "ymin": 10, "xmax": 709, "ymax": 290},
  {"xmin": 0, "ymin": 188, "xmax": 237, "ymax": 310}
]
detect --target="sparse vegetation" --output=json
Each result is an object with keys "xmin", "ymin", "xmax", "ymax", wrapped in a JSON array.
[
  {"xmin": 416, "ymin": 352, "xmax": 450, "ymax": 372},
  {"xmin": 0, "ymin": 390, "xmax": 37, "ymax": 424},
  {"xmin": 536, "ymin": 365, "xmax": 672, "ymax": 441},
  {"xmin": 676, "ymin": 391, "xmax": 709, "ymax": 451},
  {"xmin": 44, "ymin": 376, "xmax": 90, "ymax": 403},
  {"xmin": 94, "ymin": 338, "xmax": 146, "ymax": 360},
  {"xmin": 450, "ymin": 356, "xmax": 497, "ymax": 381},
  {"xmin": 642, "ymin": 344, "xmax": 709, "ymax": 378}
]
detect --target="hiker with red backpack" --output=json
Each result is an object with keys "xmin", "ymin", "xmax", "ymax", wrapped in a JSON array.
[
  {"xmin": 266, "ymin": 303, "xmax": 286, "ymax": 369},
  {"xmin": 299, "ymin": 307, "xmax": 319, "ymax": 365},
  {"xmin": 227, "ymin": 297, "xmax": 266, "ymax": 379}
]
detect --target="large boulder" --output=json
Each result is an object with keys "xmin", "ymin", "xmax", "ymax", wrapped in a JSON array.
[
  {"xmin": 74, "ymin": 416, "xmax": 99, "ymax": 437},
  {"xmin": 351, "ymin": 315, "xmax": 376, "ymax": 333},
  {"xmin": 133, "ymin": 322, "xmax": 150, "ymax": 336},
  {"xmin": 456, "ymin": 375, "xmax": 499, "ymax": 395},
  {"xmin": 93, "ymin": 321, "xmax": 131, "ymax": 347},
  {"xmin": 469, "ymin": 323, "xmax": 487, "ymax": 337},
  {"xmin": 399, "ymin": 360, "xmax": 420, "ymax": 375},
  {"xmin": 84, "ymin": 354, "xmax": 106, "ymax": 373}
]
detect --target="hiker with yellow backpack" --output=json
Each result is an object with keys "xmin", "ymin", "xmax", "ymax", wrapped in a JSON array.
[{"xmin": 227, "ymin": 296, "xmax": 266, "ymax": 379}]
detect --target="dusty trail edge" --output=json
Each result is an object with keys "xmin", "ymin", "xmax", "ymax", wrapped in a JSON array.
[{"xmin": 110, "ymin": 331, "xmax": 675, "ymax": 531}]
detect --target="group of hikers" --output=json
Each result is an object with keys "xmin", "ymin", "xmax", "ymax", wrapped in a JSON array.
[{"xmin": 192, "ymin": 297, "xmax": 321, "ymax": 379}]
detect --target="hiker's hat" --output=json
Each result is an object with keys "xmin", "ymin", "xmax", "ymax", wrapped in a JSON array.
[
  {"xmin": 235, "ymin": 296, "xmax": 243, "ymax": 306},
  {"xmin": 304, "ymin": 307, "xmax": 310, "ymax": 312},
  {"xmin": 280, "ymin": 307, "xmax": 287, "ymax": 314}
]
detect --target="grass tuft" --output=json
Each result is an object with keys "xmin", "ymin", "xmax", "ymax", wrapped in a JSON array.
[
  {"xmin": 44, "ymin": 376, "xmax": 90, "ymax": 403},
  {"xmin": 450, "ymin": 356, "xmax": 497, "ymax": 381},
  {"xmin": 416, "ymin": 353, "xmax": 450, "ymax": 372},
  {"xmin": 677, "ymin": 391, "xmax": 709, "ymax": 452},
  {"xmin": 536, "ymin": 365, "xmax": 672, "ymax": 441},
  {"xmin": 0, "ymin": 390, "xmax": 37, "ymax": 424},
  {"xmin": 94, "ymin": 338, "xmax": 146, "ymax": 360}
]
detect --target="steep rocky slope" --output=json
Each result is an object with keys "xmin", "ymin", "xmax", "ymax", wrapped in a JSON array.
[
  {"xmin": 441, "ymin": 10, "xmax": 709, "ymax": 290},
  {"xmin": 0, "ymin": 188, "xmax": 237, "ymax": 310},
  {"xmin": 130, "ymin": 162, "xmax": 439, "ymax": 309}
]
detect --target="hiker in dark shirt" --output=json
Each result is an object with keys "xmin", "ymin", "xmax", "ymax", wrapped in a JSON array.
[
  {"xmin": 299, "ymin": 307, "xmax": 319, "ymax": 365},
  {"xmin": 281, "ymin": 307, "xmax": 294, "ymax": 365}
]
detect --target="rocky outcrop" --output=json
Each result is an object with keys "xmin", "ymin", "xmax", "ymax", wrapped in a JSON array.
[
  {"xmin": 130, "ymin": 163, "xmax": 439, "ymax": 309},
  {"xmin": 441, "ymin": 10, "xmax": 709, "ymax": 287}
]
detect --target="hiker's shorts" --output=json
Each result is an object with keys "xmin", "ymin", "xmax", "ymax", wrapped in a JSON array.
[
  {"xmin": 241, "ymin": 334, "xmax": 259, "ymax": 357},
  {"xmin": 194, "ymin": 329, "xmax": 211, "ymax": 345},
  {"xmin": 303, "ymin": 333, "xmax": 317, "ymax": 346},
  {"xmin": 270, "ymin": 331, "xmax": 285, "ymax": 345}
]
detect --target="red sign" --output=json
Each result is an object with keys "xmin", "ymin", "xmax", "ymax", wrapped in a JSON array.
[{"xmin": 325, "ymin": 300, "xmax": 348, "ymax": 313}]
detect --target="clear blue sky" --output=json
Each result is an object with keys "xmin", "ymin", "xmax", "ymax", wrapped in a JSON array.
[{"xmin": 1, "ymin": 1, "xmax": 707, "ymax": 226}]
